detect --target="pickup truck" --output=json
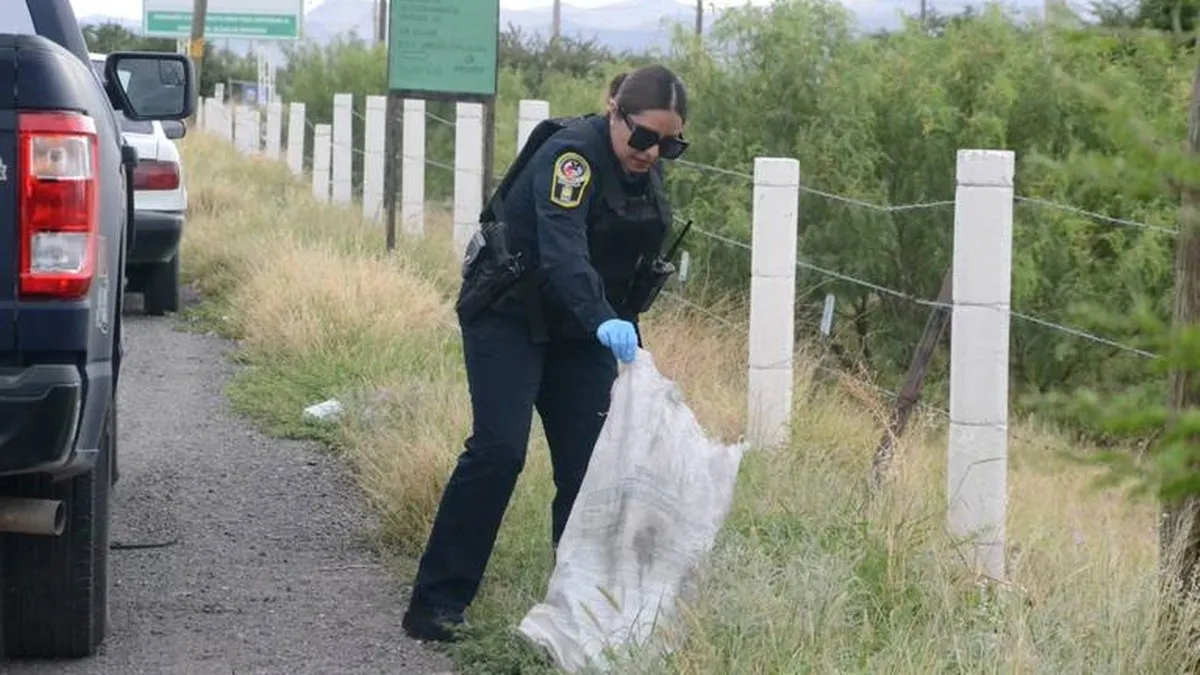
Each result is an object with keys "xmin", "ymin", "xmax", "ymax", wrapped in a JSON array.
[{"xmin": 0, "ymin": 0, "xmax": 195, "ymax": 660}]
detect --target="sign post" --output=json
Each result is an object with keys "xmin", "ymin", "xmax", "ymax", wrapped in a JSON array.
[{"xmin": 384, "ymin": 0, "xmax": 500, "ymax": 253}]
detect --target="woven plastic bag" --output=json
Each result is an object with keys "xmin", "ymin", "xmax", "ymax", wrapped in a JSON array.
[{"xmin": 517, "ymin": 348, "xmax": 746, "ymax": 672}]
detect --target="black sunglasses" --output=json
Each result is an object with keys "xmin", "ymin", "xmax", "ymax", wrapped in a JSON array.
[{"xmin": 618, "ymin": 108, "xmax": 689, "ymax": 160}]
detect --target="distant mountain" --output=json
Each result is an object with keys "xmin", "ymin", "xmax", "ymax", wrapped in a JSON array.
[
  {"xmin": 300, "ymin": 0, "xmax": 706, "ymax": 54},
  {"xmin": 300, "ymin": 0, "xmax": 375, "ymax": 44},
  {"xmin": 79, "ymin": 0, "xmax": 1053, "ymax": 63}
]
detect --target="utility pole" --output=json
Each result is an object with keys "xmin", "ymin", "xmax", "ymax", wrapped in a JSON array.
[
  {"xmin": 1161, "ymin": 51, "xmax": 1200, "ymax": 638},
  {"xmin": 694, "ymin": 0, "xmax": 703, "ymax": 37},
  {"xmin": 375, "ymin": 0, "xmax": 388, "ymax": 46},
  {"xmin": 552, "ymin": 0, "xmax": 561, "ymax": 40},
  {"xmin": 188, "ymin": 0, "xmax": 208, "ymax": 124}
]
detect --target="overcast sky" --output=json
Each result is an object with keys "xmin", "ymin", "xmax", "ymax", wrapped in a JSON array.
[{"xmin": 70, "ymin": 0, "xmax": 840, "ymax": 21}]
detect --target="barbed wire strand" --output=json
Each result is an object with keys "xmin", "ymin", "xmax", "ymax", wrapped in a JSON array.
[
  {"xmin": 1015, "ymin": 195, "xmax": 1176, "ymax": 235},
  {"xmin": 674, "ymin": 158, "xmax": 1169, "ymax": 232},
  {"xmin": 426, "ymin": 111, "xmax": 455, "ymax": 127},
  {"xmin": 663, "ymin": 285, "xmax": 1078, "ymax": 438},
  {"xmin": 276, "ymin": 125, "xmax": 1159, "ymax": 235},
  {"xmin": 682, "ymin": 221, "xmax": 1158, "ymax": 359},
  {"xmin": 673, "ymin": 158, "xmax": 956, "ymax": 214},
  {"xmin": 658, "ymin": 290, "xmax": 950, "ymax": 419},
  {"xmin": 289, "ymin": 117, "xmax": 1152, "ymax": 236}
]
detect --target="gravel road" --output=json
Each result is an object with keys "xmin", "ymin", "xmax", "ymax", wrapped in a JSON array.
[{"xmin": 1, "ymin": 299, "xmax": 455, "ymax": 675}]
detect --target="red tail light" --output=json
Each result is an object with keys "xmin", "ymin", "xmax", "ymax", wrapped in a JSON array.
[
  {"xmin": 17, "ymin": 111, "xmax": 99, "ymax": 299},
  {"xmin": 133, "ymin": 160, "xmax": 180, "ymax": 191}
]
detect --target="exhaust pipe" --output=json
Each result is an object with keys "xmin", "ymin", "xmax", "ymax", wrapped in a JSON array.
[{"xmin": 0, "ymin": 498, "xmax": 66, "ymax": 536}]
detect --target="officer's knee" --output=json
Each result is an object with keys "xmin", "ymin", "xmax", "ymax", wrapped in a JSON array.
[{"xmin": 459, "ymin": 438, "xmax": 528, "ymax": 476}]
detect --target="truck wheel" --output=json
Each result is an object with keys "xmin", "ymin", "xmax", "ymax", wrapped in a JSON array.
[
  {"xmin": 142, "ymin": 254, "xmax": 179, "ymax": 316},
  {"xmin": 1, "ymin": 399, "xmax": 114, "ymax": 658}
]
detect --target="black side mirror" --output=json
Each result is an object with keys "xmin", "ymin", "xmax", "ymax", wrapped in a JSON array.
[
  {"xmin": 161, "ymin": 120, "xmax": 187, "ymax": 140},
  {"xmin": 104, "ymin": 52, "xmax": 196, "ymax": 121}
]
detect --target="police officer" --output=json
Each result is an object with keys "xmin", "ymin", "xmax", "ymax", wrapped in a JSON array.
[{"xmin": 401, "ymin": 64, "xmax": 690, "ymax": 643}]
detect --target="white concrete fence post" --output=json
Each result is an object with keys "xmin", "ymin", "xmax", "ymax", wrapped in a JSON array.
[
  {"xmin": 746, "ymin": 157, "xmax": 801, "ymax": 449},
  {"xmin": 201, "ymin": 98, "xmax": 213, "ymax": 134},
  {"xmin": 265, "ymin": 101, "xmax": 283, "ymax": 160},
  {"xmin": 363, "ymin": 95, "xmax": 388, "ymax": 223},
  {"xmin": 286, "ymin": 102, "xmax": 306, "ymax": 176},
  {"xmin": 207, "ymin": 99, "xmax": 218, "ymax": 137},
  {"xmin": 220, "ymin": 101, "xmax": 233, "ymax": 143},
  {"xmin": 453, "ymin": 101, "xmax": 485, "ymax": 255},
  {"xmin": 331, "ymin": 93, "xmax": 353, "ymax": 205},
  {"xmin": 242, "ymin": 107, "xmax": 255, "ymax": 154},
  {"xmin": 312, "ymin": 123, "xmax": 332, "ymax": 204},
  {"xmin": 233, "ymin": 106, "xmax": 250, "ymax": 154},
  {"xmin": 249, "ymin": 109, "xmax": 262, "ymax": 154},
  {"xmin": 402, "ymin": 99, "xmax": 427, "ymax": 237},
  {"xmin": 230, "ymin": 105, "xmax": 242, "ymax": 150},
  {"xmin": 517, "ymin": 99, "xmax": 550, "ymax": 152},
  {"xmin": 947, "ymin": 148, "xmax": 1015, "ymax": 582}
]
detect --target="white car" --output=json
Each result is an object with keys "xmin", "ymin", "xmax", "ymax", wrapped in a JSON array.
[{"xmin": 89, "ymin": 52, "xmax": 188, "ymax": 315}]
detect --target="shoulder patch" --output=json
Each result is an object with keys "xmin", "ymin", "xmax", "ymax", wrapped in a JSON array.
[{"xmin": 548, "ymin": 151, "xmax": 591, "ymax": 209}]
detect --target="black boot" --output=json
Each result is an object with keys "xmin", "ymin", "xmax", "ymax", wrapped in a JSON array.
[{"xmin": 402, "ymin": 603, "xmax": 469, "ymax": 643}]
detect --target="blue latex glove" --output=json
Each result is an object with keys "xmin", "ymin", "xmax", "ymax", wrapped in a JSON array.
[{"xmin": 596, "ymin": 319, "xmax": 638, "ymax": 363}]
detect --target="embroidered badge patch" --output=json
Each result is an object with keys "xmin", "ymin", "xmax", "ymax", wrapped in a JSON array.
[{"xmin": 549, "ymin": 151, "xmax": 591, "ymax": 209}]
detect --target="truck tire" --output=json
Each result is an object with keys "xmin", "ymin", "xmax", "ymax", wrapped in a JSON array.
[
  {"xmin": 142, "ymin": 253, "xmax": 179, "ymax": 316},
  {"xmin": 1, "ymin": 398, "xmax": 114, "ymax": 658}
]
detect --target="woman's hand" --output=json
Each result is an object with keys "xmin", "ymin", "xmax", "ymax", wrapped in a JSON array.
[{"xmin": 596, "ymin": 319, "xmax": 638, "ymax": 363}]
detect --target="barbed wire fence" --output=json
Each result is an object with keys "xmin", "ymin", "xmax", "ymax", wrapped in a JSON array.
[
  {"xmin": 208, "ymin": 93, "xmax": 1169, "ymax": 455},
  {"xmin": 657, "ymin": 155, "xmax": 1169, "ymax": 473}
]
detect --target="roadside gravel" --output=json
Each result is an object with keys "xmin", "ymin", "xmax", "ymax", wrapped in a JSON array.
[{"xmin": 1, "ymin": 300, "xmax": 454, "ymax": 675}]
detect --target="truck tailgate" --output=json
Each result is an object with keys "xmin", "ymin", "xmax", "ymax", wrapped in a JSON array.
[{"xmin": 0, "ymin": 44, "xmax": 14, "ymax": 354}]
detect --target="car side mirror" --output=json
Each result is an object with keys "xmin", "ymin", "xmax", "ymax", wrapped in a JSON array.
[
  {"xmin": 104, "ymin": 52, "xmax": 196, "ymax": 122},
  {"xmin": 161, "ymin": 120, "xmax": 187, "ymax": 140}
]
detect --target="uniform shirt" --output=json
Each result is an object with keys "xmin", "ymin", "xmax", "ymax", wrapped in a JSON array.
[{"xmin": 501, "ymin": 114, "xmax": 661, "ymax": 337}]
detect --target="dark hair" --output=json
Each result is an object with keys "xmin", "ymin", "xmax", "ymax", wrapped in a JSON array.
[
  {"xmin": 607, "ymin": 72, "xmax": 628, "ymax": 100},
  {"xmin": 612, "ymin": 65, "xmax": 687, "ymax": 123}
]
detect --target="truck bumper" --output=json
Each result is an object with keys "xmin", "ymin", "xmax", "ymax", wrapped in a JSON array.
[
  {"xmin": 129, "ymin": 209, "xmax": 184, "ymax": 264},
  {"xmin": 0, "ymin": 362, "xmax": 109, "ymax": 478}
]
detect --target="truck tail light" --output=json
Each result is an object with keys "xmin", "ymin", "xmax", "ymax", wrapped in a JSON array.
[
  {"xmin": 17, "ymin": 111, "xmax": 99, "ymax": 299},
  {"xmin": 132, "ymin": 160, "xmax": 180, "ymax": 191}
]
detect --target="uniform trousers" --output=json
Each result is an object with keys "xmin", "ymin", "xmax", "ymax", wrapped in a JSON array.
[{"xmin": 408, "ymin": 308, "xmax": 618, "ymax": 615}]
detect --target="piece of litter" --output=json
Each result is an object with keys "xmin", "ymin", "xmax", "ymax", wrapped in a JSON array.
[{"xmin": 303, "ymin": 399, "xmax": 343, "ymax": 422}]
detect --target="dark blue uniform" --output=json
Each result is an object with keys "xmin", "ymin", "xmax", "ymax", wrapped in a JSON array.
[{"xmin": 404, "ymin": 114, "xmax": 672, "ymax": 633}]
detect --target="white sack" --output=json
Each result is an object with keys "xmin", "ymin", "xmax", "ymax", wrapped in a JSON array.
[{"xmin": 517, "ymin": 348, "xmax": 746, "ymax": 672}]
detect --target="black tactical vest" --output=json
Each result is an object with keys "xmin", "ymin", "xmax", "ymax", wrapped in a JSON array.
[
  {"xmin": 530, "ymin": 118, "xmax": 671, "ymax": 337},
  {"xmin": 481, "ymin": 115, "xmax": 674, "ymax": 339},
  {"xmin": 586, "ymin": 163, "xmax": 671, "ymax": 320}
]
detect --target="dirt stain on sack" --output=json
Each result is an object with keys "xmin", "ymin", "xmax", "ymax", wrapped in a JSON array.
[{"xmin": 633, "ymin": 522, "xmax": 660, "ymax": 588}]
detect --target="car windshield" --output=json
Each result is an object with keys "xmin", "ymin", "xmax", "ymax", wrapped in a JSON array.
[{"xmin": 90, "ymin": 59, "xmax": 154, "ymax": 135}]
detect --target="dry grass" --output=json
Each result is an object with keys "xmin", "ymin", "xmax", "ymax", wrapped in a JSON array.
[{"xmin": 177, "ymin": 132, "xmax": 1198, "ymax": 674}]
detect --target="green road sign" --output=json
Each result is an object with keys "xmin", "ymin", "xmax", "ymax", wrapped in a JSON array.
[
  {"xmin": 387, "ymin": 0, "xmax": 499, "ymax": 98},
  {"xmin": 145, "ymin": 11, "xmax": 298, "ymax": 38},
  {"xmin": 142, "ymin": 1, "xmax": 302, "ymax": 40}
]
